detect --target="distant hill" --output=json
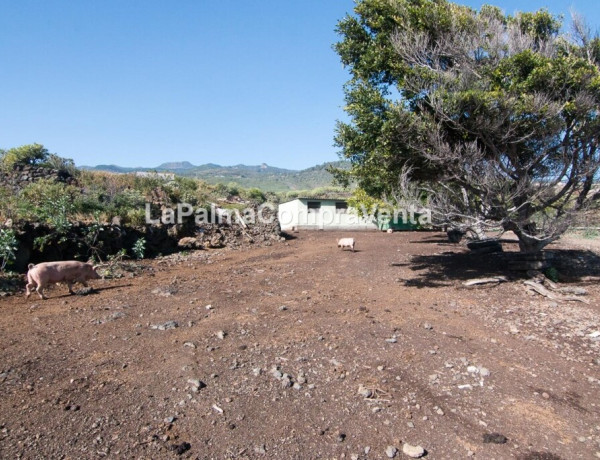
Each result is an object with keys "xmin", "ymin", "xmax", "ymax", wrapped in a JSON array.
[
  {"xmin": 156, "ymin": 161, "xmax": 196, "ymax": 170},
  {"xmin": 80, "ymin": 161, "xmax": 350, "ymax": 192}
]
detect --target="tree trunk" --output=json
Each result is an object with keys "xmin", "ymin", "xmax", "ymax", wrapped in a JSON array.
[
  {"xmin": 466, "ymin": 222, "xmax": 486, "ymax": 240},
  {"xmin": 502, "ymin": 221, "xmax": 559, "ymax": 253}
]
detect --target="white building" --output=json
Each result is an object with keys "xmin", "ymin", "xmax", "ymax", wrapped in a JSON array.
[
  {"xmin": 134, "ymin": 171, "xmax": 176, "ymax": 180},
  {"xmin": 277, "ymin": 198, "xmax": 378, "ymax": 232}
]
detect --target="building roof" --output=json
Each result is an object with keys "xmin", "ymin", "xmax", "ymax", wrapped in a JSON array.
[{"xmin": 294, "ymin": 197, "xmax": 349, "ymax": 201}]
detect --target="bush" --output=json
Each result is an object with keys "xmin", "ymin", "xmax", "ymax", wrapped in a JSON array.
[
  {"xmin": 0, "ymin": 228, "xmax": 18, "ymax": 271},
  {"xmin": 164, "ymin": 177, "xmax": 199, "ymax": 205},
  {"xmin": 244, "ymin": 187, "xmax": 266, "ymax": 203},
  {"xmin": 226, "ymin": 182, "xmax": 240, "ymax": 197},
  {"xmin": 0, "ymin": 186, "xmax": 20, "ymax": 221},
  {"xmin": 132, "ymin": 237, "xmax": 146, "ymax": 259},
  {"xmin": 43, "ymin": 154, "xmax": 78, "ymax": 176},
  {"xmin": 1, "ymin": 143, "xmax": 49, "ymax": 170},
  {"xmin": 19, "ymin": 179, "xmax": 78, "ymax": 228},
  {"xmin": 123, "ymin": 208, "xmax": 147, "ymax": 227}
]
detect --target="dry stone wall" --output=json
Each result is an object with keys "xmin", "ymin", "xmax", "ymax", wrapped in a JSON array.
[{"xmin": 0, "ymin": 164, "xmax": 76, "ymax": 190}]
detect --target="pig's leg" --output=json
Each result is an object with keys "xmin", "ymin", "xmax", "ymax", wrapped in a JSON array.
[
  {"xmin": 67, "ymin": 281, "xmax": 75, "ymax": 294},
  {"xmin": 25, "ymin": 282, "xmax": 36, "ymax": 298},
  {"xmin": 36, "ymin": 285, "xmax": 47, "ymax": 300}
]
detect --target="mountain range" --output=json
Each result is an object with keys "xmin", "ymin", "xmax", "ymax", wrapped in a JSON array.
[{"xmin": 80, "ymin": 161, "xmax": 349, "ymax": 192}]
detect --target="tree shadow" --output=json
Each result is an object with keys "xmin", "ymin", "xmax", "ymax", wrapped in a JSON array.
[
  {"xmin": 551, "ymin": 249, "xmax": 600, "ymax": 282},
  {"xmin": 402, "ymin": 251, "xmax": 510, "ymax": 288},
  {"xmin": 412, "ymin": 234, "xmax": 521, "ymax": 246},
  {"xmin": 401, "ymin": 248, "xmax": 600, "ymax": 288},
  {"xmin": 26, "ymin": 283, "xmax": 134, "ymax": 301}
]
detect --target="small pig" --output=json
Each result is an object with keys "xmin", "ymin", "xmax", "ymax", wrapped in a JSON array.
[
  {"xmin": 337, "ymin": 237, "xmax": 355, "ymax": 252},
  {"xmin": 26, "ymin": 261, "xmax": 101, "ymax": 300}
]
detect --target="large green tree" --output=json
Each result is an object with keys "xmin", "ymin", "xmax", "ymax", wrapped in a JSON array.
[
  {"xmin": 334, "ymin": 0, "xmax": 600, "ymax": 252},
  {"xmin": 0, "ymin": 143, "xmax": 50, "ymax": 170}
]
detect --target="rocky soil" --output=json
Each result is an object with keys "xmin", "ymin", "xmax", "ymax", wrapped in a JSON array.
[{"xmin": 1, "ymin": 231, "xmax": 599, "ymax": 459}]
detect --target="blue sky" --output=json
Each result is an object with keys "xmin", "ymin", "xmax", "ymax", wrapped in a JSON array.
[{"xmin": 1, "ymin": 1, "xmax": 598, "ymax": 170}]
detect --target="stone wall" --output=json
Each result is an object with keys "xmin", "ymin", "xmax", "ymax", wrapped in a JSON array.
[
  {"xmin": 0, "ymin": 164, "xmax": 77, "ymax": 190},
  {"xmin": 8, "ymin": 210, "xmax": 283, "ymax": 272}
]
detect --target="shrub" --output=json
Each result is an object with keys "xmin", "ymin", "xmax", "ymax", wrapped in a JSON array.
[
  {"xmin": 165, "ymin": 177, "xmax": 199, "ymax": 205},
  {"xmin": 132, "ymin": 237, "xmax": 146, "ymax": 259},
  {"xmin": 226, "ymin": 182, "xmax": 240, "ymax": 197},
  {"xmin": 123, "ymin": 208, "xmax": 147, "ymax": 227},
  {"xmin": 1, "ymin": 143, "xmax": 49, "ymax": 170},
  {"xmin": 43, "ymin": 154, "xmax": 78, "ymax": 176},
  {"xmin": 0, "ymin": 228, "xmax": 18, "ymax": 271},
  {"xmin": 245, "ymin": 188, "xmax": 266, "ymax": 203}
]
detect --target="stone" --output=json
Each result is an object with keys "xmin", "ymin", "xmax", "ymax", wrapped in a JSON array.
[
  {"xmin": 385, "ymin": 445, "xmax": 398, "ymax": 458},
  {"xmin": 170, "ymin": 442, "xmax": 191, "ymax": 455},
  {"xmin": 402, "ymin": 443, "xmax": 425, "ymax": 458},
  {"xmin": 152, "ymin": 320, "xmax": 178, "ymax": 330},
  {"xmin": 177, "ymin": 237, "xmax": 203, "ymax": 249},
  {"xmin": 187, "ymin": 379, "xmax": 206, "ymax": 391},
  {"xmin": 358, "ymin": 385, "xmax": 373, "ymax": 398},
  {"xmin": 483, "ymin": 433, "xmax": 507, "ymax": 444}
]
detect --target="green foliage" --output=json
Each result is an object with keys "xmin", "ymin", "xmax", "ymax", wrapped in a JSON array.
[
  {"xmin": 515, "ymin": 9, "xmax": 561, "ymax": 42},
  {"xmin": 17, "ymin": 180, "xmax": 77, "ymax": 251},
  {"xmin": 165, "ymin": 177, "xmax": 199, "ymax": 205},
  {"xmin": 1, "ymin": 143, "xmax": 49, "ymax": 170},
  {"xmin": 0, "ymin": 228, "xmax": 18, "ymax": 271},
  {"xmin": 244, "ymin": 188, "xmax": 266, "ymax": 203},
  {"xmin": 347, "ymin": 188, "xmax": 386, "ymax": 218},
  {"xmin": 111, "ymin": 188, "xmax": 146, "ymax": 211},
  {"xmin": 0, "ymin": 186, "xmax": 20, "ymax": 221},
  {"xmin": 43, "ymin": 153, "xmax": 78, "ymax": 176},
  {"xmin": 334, "ymin": 0, "xmax": 600, "ymax": 251},
  {"xmin": 78, "ymin": 216, "xmax": 104, "ymax": 260},
  {"xmin": 19, "ymin": 180, "xmax": 77, "ymax": 229},
  {"xmin": 226, "ymin": 182, "xmax": 240, "ymax": 197},
  {"xmin": 132, "ymin": 238, "xmax": 146, "ymax": 259},
  {"xmin": 283, "ymin": 186, "xmax": 350, "ymax": 201},
  {"xmin": 544, "ymin": 267, "xmax": 560, "ymax": 283},
  {"xmin": 123, "ymin": 208, "xmax": 147, "ymax": 227}
]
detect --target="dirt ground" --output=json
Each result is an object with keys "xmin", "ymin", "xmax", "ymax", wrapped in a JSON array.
[{"xmin": 1, "ymin": 231, "xmax": 599, "ymax": 460}]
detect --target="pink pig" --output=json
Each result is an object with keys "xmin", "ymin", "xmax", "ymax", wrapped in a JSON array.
[
  {"xmin": 337, "ymin": 237, "xmax": 355, "ymax": 252},
  {"xmin": 26, "ymin": 261, "xmax": 101, "ymax": 300}
]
